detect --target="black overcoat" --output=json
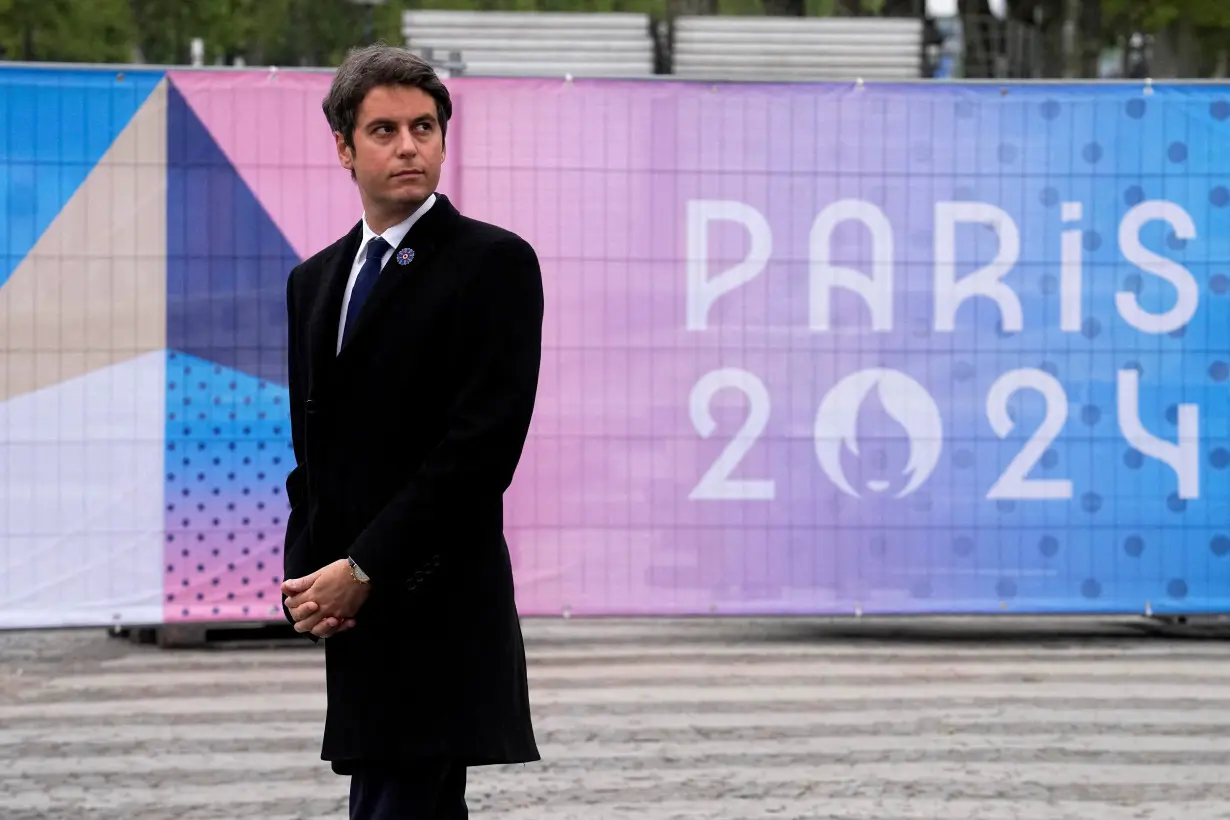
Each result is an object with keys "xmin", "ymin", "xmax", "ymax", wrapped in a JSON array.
[{"xmin": 281, "ymin": 194, "xmax": 542, "ymax": 773}]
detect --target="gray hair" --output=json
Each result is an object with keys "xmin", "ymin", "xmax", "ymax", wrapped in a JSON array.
[{"xmin": 322, "ymin": 43, "xmax": 453, "ymax": 148}]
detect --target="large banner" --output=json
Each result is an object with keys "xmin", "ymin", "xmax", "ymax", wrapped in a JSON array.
[{"xmin": 1, "ymin": 66, "xmax": 1228, "ymax": 627}]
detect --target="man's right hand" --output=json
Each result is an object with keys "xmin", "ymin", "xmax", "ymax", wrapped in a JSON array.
[{"xmin": 283, "ymin": 569, "xmax": 358, "ymax": 638}]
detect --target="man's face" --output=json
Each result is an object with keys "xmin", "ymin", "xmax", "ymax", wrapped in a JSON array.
[{"xmin": 336, "ymin": 84, "xmax": 445, "ymax": 213}]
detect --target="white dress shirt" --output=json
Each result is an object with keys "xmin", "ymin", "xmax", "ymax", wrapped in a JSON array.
[{"xmin": 336, "ymin": 193, "xmax": 437, "ymax": 354}]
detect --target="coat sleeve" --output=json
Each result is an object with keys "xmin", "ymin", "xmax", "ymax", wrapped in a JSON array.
[
  {"xmin": 345, "ymin": 234, "xmax": 544, "ymax": 587},
  {"xmin": 281, "ymin": 265, "xmax": 317, "ymax": 640}
]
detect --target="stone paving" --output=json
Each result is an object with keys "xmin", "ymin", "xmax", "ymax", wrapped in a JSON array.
[{"xmin": 2, "ymin": 616, "xmax": 1229, "ymax": 819}]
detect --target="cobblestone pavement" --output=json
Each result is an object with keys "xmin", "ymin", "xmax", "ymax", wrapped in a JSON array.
[{"xmin": 2, "ymin": 616, "xmax": 1230, "ymax": 819}]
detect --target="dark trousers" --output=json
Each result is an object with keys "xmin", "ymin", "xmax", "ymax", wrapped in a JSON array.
[{"xmin": 348, "ymin": 760, "xmax": 468, "ymax": 820}]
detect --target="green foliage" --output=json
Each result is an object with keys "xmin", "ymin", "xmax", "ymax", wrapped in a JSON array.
[
  {"xmin": 1102, "ymin": 0, "xmax": 1230, "ymax": 34},
  {"xmin": 1, "ymin": 0, "xmax": 135, "ymax": 62},
  {"xmin": 123, "ymin": 0, "xmax": 372, "ymax": 66}
]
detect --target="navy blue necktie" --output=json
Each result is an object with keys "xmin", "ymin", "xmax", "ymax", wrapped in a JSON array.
[{"xmin": 342, "ymin": 236, "xmax": 390, "ymax": 348}]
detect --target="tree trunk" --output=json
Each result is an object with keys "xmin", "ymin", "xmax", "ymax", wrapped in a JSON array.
[
  {"xmin": 1213, "ymin": 47, "xmax": 1228, "ymax": 78},
  {"xmin": 1077, "ymin": 0, "xmax": 1101, "ymax": 78},
  {"xmin": 1150, "ymin": 18, "xmax": 1204, "ymax": 78},
  {"xmin": 833, "ymin": 0, "xmax": 863, "ymax": 16},
  {"xmin": 1010, "ymin": 0, "xmax": 1063, "ymax": 77},
  {"xmin": 958, "ymin": 0, "xmax": 995, "ymax": 78}
]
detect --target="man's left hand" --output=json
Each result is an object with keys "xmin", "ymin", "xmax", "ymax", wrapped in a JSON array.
[{"xmin": 282, "ymin": 559, "xmax": 372, "ymax": 637}]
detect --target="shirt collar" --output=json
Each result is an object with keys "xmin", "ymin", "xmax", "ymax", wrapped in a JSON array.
[{"xmin": 360, "ymin": 193, "xmax": 437, "ymax": 252}]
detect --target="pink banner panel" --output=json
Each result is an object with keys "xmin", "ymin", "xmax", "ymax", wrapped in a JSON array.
[
  {"xmin": 157, "ymin": 71, "xmax": 1230, "ymax": 623},
  {"xmin": 168, "ymin": 69, "xmax": 463, "ymax": 261}
]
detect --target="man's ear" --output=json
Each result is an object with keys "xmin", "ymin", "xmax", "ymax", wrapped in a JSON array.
[{"xmin": 335, "ymin": 131, "xmax": 354, "ymax": 172}]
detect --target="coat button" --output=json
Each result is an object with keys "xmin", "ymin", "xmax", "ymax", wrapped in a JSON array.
[{"xmin": 305, "ymin": 399, "xmax": 317, "ymax": 414}]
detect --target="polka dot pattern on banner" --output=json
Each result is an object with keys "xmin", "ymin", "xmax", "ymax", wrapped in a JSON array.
[
  {"xmin": 914, "ymin": 90, "xmax": 1230, "ymax": 612},
  {"xmin": 164, "ymin": 352, "xmax": 291, "ymax": 622}
]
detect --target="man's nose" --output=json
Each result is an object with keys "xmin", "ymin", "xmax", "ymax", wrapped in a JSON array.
[{"xmin": 395, "ymin": 127, "xmax": 418, "ymax": 155}]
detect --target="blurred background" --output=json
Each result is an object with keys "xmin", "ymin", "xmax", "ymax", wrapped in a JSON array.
[{"xmin": 1, "ymin": 0, "xmax": 1225, "ymax": 81}]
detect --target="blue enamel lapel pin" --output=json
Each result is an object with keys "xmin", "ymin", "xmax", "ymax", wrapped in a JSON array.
[{"xmin": 396, "ymin": 248, "xmax": 415, "ymax": 266}]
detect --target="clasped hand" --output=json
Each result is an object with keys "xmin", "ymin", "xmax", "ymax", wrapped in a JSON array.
[{"xmin": 282, "ymin": 558, "xmax": 371, "ymax": 638}]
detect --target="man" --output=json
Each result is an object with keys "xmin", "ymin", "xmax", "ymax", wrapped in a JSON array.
[{"xmin": 278, "ymin": 44, "xmax": 543, "ymax": 819}]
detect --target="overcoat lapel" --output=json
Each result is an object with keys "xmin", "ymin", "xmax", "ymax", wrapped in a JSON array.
[
  {"xmin": 336, "ymin": 193, "xmax": 461, "ymax": 358},
  {"xmin": 306, "ymin": 221, "xmax": 362, "ymax": 396}
]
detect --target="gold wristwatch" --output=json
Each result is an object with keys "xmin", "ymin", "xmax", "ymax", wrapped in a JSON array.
[{"xmin": 348, "ymin": 557, "xmax": 370, "ymax": 584}]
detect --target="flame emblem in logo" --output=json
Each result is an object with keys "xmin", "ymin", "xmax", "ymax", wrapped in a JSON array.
[{"xmin": 813, "ymin": 368, "xmax": 943, "ymax": 498}]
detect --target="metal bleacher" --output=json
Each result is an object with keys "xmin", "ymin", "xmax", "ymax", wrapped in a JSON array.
[
  {"xmin": 401, "ymin": 10, "xmax": 925, "ymax": 81},
  {"xmin": 672, "ymin": 16, "xmax": 925, "ymax": 80},
  {"xmin": 401, "ymin": 10, "xmax": 657, "ymax": 78}
]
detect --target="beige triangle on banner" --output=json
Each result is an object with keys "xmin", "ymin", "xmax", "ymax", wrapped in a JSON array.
[{"xmin": 0, "ymin": 79, "xmax": 168, "ymax": 404}]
